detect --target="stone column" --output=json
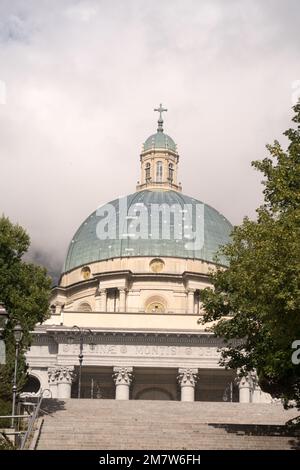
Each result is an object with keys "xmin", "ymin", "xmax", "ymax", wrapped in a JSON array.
[
  {"xmin": 238, "ymin": 375, "xmax": 252, "ymax": 403},
  {"xmin": 252, "ymin": 386, "xmax": 262, "ymax": 402},
  {"xmin": 113, "ymin": 367, "xmax": 133, "ymax": 400},
  {"xmin": 250, "ymin": 371, "xmax": 266, "ymax": 403},
  {"xmin": 177, "ymin": 368, "xmax": 198, "ymax": 402},
  {"xmin": 47, "ymin": 367, "xmax": 59, "ymax": 398},
  {"xmin": 95, "ymin": 292, "xmax": 101, "ymax": 311},
  {"xmin": 186, "ymin": 289, "xmax": 195, "ymax": 314},
  {"xmin": 119, "ymin": 289, "xmax": 127, "ymax": 312},
  {"xmin": 99, "ymin": 289, "xmax": 107, "ymax": 312},
  {"xmin": 56, "ymin": 366, "xmax": 75, "ymax": 399}
]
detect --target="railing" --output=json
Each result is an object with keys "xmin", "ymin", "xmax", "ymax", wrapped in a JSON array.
[
  {"xmin": 136, "ymin": 181, "xmax": 182, "ymax": 191},
  {"xmin": 0, "ymin": 414, "xmax": 31, "ymax": 449},
  {"xmin": 20, "ymin": 389, "xmax": 50, "ymax": 450},
  {"xmin": 0, "ymin": 389, "xmax": 50, "ymax": 450}
]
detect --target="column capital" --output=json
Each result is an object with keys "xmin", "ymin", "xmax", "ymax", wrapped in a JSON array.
[
  {"xmin": 49, "ymin": 366, "xmax": 75, "ymax": 384},
  {"xmin": 113, "ymin": 367, "xmax": 133, "ymax": 385},
  {"xmin": 186, "ymin": 288, "xmax": 195, "ymax": 294},
  {"xmin": 47, "ymin": 366, "xmax": 59, "ymax": 384},
  {"xmin": 236, "ymin": 371, "xmax": 254, "ymax": 403},
  {"xmin": 177, "ymin": 368, "xmax": 198, "ymax": 387},
  {"xmin": 236, "ymin": 373, "xmax": 254, "ymax": 389}
]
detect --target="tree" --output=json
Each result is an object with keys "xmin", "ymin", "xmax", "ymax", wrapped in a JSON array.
[
  {"xmin": 201, "ymin": 103, "xmax": 300, "ymax": 409},
  {"xmin": 0, "ymin": 216, "xmax": 52, "ymax": 402}
]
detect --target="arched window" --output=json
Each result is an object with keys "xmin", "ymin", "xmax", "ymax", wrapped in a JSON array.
[
  {"xmin": 156, "ymin": 161, "xmax": 163, "ymax": 182},
  {"xmin": 145, "ymin": 295, "xmax": 167, "ymax": 313},
  {"xmin": 78, "ymin": 302, "xmax": 92, "ymax": 312},
  {"xmin": 22, "ymin": 375, "xmax": 41, "ymax": 394},
  {"xmin": 145, "ymin": 162, "xmax": 151, "ymax": 181},
  {"xmin": 168, "ymin": 163, "xmax": 174, "ymax": 182}
]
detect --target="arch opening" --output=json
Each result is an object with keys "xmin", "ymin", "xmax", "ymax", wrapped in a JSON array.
[
  {"xmin": 135, "ymin": 387, "xmax": 174, "ymax": 401},
  {"xmin": 145, "ymin": 295, "xmax": 167, "ymax": 313}
]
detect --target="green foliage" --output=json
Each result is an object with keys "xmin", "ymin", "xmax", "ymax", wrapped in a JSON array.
[
  {"xmin": 0, "ymin": 398, "xmax": 12, "ymax": 428},
  {"xmin": 0, "ymin": 216, "xmax": 52, "ymax": 402},
  {"xmin": 201, "ymin": 103, "xmax": 300, "ymax": 408}
]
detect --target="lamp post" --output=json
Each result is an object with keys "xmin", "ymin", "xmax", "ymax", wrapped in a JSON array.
[
  {"xmin": 71, "ymin": 326, "xmax": 92, "ymax": 399},
  {"xmin": 11, "ymin": 323, "xmax": 23, "ymax": 428}
]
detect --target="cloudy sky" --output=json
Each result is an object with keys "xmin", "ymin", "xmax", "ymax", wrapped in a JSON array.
[{"xmin": 0, "ymin": 0, "xmax": 299, "ymax": 280}]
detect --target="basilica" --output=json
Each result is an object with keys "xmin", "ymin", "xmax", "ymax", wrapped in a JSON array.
[{"xmin": 25, "ymin": 105, "xmax": 272, "ymax": 404}]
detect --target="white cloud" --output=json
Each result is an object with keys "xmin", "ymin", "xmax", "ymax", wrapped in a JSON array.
[
  {"xmin": 0, "ymin": 0, "xmax": 299, "ymax": 275},
  {"xmin": 64, "ymin": 2, "xmax": 98, "ymax": 23}
]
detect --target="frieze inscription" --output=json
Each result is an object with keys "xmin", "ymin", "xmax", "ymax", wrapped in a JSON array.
[{"xmin": 60, "ymin": 343, "xmax": 219, "ymax": 358}]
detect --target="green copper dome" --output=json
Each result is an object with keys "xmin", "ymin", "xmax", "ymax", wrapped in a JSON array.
[
  {"xmin": 63, "ymin": 190, "xmax": 232, "ymax": 273},
  {"xmin": 143, "ymin": 132, "xmax": 177, "ymax": 152}
]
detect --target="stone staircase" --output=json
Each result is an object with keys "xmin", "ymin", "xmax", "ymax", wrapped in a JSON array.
[{"xmin": 36, "ymin": 399, "xmax": 300, "ymax": 450}]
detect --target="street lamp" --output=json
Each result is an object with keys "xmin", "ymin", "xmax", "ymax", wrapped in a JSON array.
[
  {"xmin": 11, "ymin": 323, "xmax": 23, "ymax": 428},
  {"xmin": 71, "ymin": 326, "xmax": 92, "ymax": 399}
]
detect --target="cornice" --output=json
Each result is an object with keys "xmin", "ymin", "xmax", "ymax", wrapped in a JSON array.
[
  {"xmin": 31, "ymin": 325, "xmax": 228, "ymax": 347},
  {"xmin": 53, "ymin": 269, "xmax": 212, "ymax": 294}
]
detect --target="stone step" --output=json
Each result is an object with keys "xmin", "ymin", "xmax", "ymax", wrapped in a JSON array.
[
  {"xmin": 39, "ymin": 426, "xmax": 287, "ymax": 436},
  {"xmin": 38, "ymin": 443, "xmax": 294, "ymax": 450},
  {"xmin": 36, "ymin": 400, "xmax": 299, "ymax": 450},
  {"xmin": 40, "ymin": 400, "xmax": 296, "ymax": 418},
  {"xmin": 39, "ymin": 438, "xmax": 291, "ymax": 445}
]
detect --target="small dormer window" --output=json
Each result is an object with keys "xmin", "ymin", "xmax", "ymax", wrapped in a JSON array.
[{"xmin": 156, "ymin": 161, "xmax": 163, "ymax": 182}]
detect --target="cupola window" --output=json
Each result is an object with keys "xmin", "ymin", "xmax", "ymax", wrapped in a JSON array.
[
  {"xmin": 145, "ymin": 162, "xmax": 151, "ymax": 181},
  {"xmin": 156, "ymin": 161, "xmax": 163, "ymax": 182},
  {"xmin": 168, "ymin": 163, "xmax": 174, "ymax": 182}
]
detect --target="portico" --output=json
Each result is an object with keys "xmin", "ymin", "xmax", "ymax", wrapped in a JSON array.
[{"xmin": 25, "ymin": 324, "xmax": 270, "ymax": 403}]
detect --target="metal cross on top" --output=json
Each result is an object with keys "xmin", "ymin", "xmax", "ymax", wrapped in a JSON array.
[
  {"xmin": 154, "ymin": 103, "xmax": 167, "ymax": 132},
  {"xmin": 154, "ymin": 103, "xmax": 168, "ymax": 121}
]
